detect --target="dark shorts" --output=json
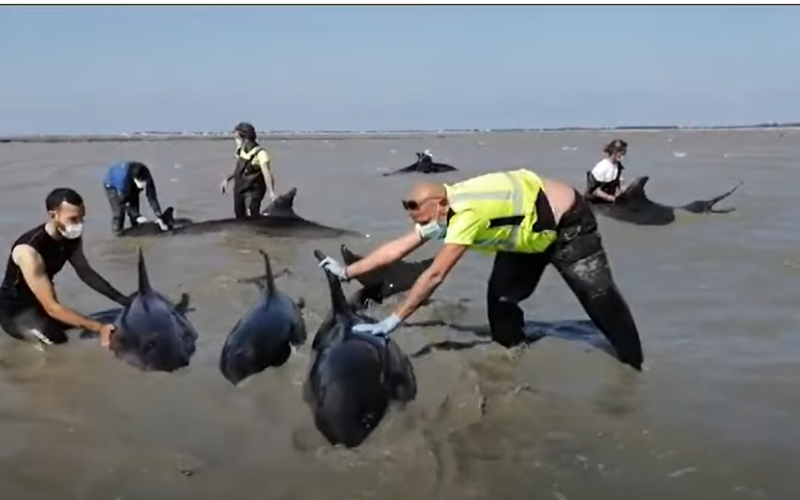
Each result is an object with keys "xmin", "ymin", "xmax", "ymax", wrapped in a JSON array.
[{"xmin": 0, "ymin": 304, "xmax": 71, "ymax": 345}]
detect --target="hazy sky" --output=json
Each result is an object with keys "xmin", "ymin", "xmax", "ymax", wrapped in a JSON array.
[{"xmin": 1, "ymin": 5, "xmax": 798, "ymax": 134}]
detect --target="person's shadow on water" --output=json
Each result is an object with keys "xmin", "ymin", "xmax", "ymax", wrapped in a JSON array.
[{"xmin": 405, "ymin": 319, "xmax": 620, "ymax": 363}]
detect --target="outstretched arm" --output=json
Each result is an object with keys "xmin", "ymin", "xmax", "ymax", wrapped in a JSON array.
[
  {"xmin": 393, "ymin": 243, "xmax": 467, "ymax": 320},
  {"xmin": 68, "ymin": 243, "xmax": 130, "ymax": 306},
  {"xmin": 144, "ymin": 178, "xmax": 163, "ymax": 218},
  {"xmin": 345, "ymin": 229, "xmax": 426, "ymax": 279}
]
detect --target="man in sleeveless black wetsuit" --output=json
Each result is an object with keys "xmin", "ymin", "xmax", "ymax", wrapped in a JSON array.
[{"xmin": 0, "ymin": 188, "xmax": 129, "ymax": 347}]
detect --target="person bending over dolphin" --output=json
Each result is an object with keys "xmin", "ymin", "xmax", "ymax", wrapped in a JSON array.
[
  {"xmin": 0, "ymin": 188, "xmax": 129, "ymax": 347},
  {"xmin": 319, "ymin": 170, "xmax": 644, "ymax": 371},
  {"xmin": 586, "ymin": 139, "xmax": 628, "ymax": 204},
  {"xmin": 103, "ymin": 161, "xmax": 168, "ymax": 235},
  {"xmin": 220, "ymin": 122, "xmax": 277, "ymax": 219}
]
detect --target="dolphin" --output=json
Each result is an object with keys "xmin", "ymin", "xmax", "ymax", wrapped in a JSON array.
[
  {"xmin": 118, "ymin": 207, "xmax": 194, "ymax": 237},
  {"xmin": 137, "ymin": 188, "xmax": 361, "ymax": 238},
  {"xmin": 587, "ymin": 175, "xmax": 742, "ymax": 226},
  {"xmin": 108, "ymin": 248, "xmax": 198, "ymax": 372},
  {"xmin": 338, "ymin": 244, "xmax": 434, "ymax": 305},
  {"xmin": 303, "ymin": 249, "xmax": 417, "ymax": 448},
  {"xmin": 219, "ymin": 249, "xmax": 307, "ymax": 385},
  {"xmin": 382, "ymin": 154, "xmax": 458, "ymax": 176}
]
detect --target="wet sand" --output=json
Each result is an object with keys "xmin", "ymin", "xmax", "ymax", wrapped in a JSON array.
[{"xmin": 1, "ymin": 129, "xmax": 799, "ymax": 499}]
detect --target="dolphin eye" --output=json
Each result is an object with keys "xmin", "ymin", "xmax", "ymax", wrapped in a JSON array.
[{"xmin": 144, "ymin": 340, "xmax": 157, "ymax": 352}]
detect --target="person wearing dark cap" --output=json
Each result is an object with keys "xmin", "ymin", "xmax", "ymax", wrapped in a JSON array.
[
  {"xmin": 219, "ymin": 122, "xmax": 277, "ymax": 219},
  {"xmin": 103, "ymin": 161, "xmax": 167, "ymax": 235},
  {"xmin": 586, "ymin": 139, "xmax": 628, "ymax": 203}
]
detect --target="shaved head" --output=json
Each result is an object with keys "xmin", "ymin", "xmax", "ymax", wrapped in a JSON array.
[
  {"xmin": 406, "ymin": 181, "xmax": 446, "ymax": 202},
  {"xmin": 402, "ymin": 181, "xmax": 449, "ymax": 224}
]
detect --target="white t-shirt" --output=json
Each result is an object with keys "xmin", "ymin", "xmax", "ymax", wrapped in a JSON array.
[{"xmin": 590, "ymin": 158, "xmax": 622, "ymax": 183}]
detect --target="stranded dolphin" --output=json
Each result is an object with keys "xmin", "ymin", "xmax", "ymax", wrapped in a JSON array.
[
  {"xmin": 303, "ymin": 249, "xmax": 417, "ymax": 448},
  {"xmin": 219, "ymin": 249, "xmax": 307, "ymax": 385},
  {"xmin": 588, "ymin": 175, "xmax": 742, "ymax": 226},
  {"xmin": 136, "ymin": 188, "xmax": 361, "ymax": 238},
  {"xmin": 339, "ymin": 244, "xmax": 434, "ymax": 305},
  {"xmin": 382, "ymin": 153, "xmax": 458, "ymax": 176},
  {"xmin": 118, "ymin": 207, "xmax": 194, "ymax": 237},
  {"xmin": 108, "ymin": 248, "xmax": 198, "ymax": 372}
]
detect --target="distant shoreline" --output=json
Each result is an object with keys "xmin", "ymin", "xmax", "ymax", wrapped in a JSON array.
[{"xmin": 1, "ymin": 122, "xmax": 798, "ymax": 145}]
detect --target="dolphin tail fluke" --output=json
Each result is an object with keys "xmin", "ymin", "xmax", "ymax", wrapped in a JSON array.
[
  {"xmin": 682, "ymin": 181, "xmax": 743, "ymax": 214},
  {"xmin": 137, "ymin": 247, "xmax": 152, "ymax": 294},
  {"xmin": 313, "ymin": 249, "xmax": 350, "ymax": 315}
]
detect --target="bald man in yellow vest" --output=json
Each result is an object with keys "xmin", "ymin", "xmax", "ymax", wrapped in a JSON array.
[{"xmin": 319, "ymin": 169, "xmax": 644, "ymax": 371}]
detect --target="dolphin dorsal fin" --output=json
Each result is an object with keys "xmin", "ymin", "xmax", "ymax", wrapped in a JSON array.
[
  {"xmin": 137, "ymin": 248, "xmax": 152, "ymax": 294},
  {"xmin": 313, "ymin": 250, "xmax": 350, "ymax": 317},
  {"xmin": 258, "ymin": 249, "xmax": 276, "ymax": 297},
  {"xmin": 340, "ymin": 244, "xmax": 362, "ymax": 265}
]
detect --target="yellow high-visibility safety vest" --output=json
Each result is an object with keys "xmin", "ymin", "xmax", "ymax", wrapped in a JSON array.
[{"xmin": 444, "ymin": 169, "xmax": 558, "ymax": 254}]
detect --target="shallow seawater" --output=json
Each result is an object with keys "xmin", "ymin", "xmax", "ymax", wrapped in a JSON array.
[{"xmin": 1, "ymin": 129, "xmax": 799, "ymax": 500}]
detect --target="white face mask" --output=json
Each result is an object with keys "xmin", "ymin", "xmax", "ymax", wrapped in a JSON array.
[
  {"xmin": 133, "ymin": 178, "xmax": 147, "ymax": 189},
  {"xmin": 415, "ymin": 219, "xmax": 447, "ymax": 241},
  {"xmin": 59, "ymin": 222, "xmax": 83, "ymax": 240},
  {"xmin": 235, "ymin": 137, "xmax": 243, "ymax": 148}
]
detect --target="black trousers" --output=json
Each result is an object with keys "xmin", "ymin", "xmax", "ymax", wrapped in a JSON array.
[
  {"xmin": 233, "ymin": 185, "xmax": 266, "ymax": 219},
  {"xmin": 0, "ymin": 305, "xmax": 71, "ymax": 345},
  {"xmin": 486, "ymin": 192, "xmax": 644, "ymax": 370},
  {"xmin": 105, "ymin": 187, "xmax": 140, "ymax": 234}
]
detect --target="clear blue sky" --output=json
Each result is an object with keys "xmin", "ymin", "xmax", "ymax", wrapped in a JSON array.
[{"xmin": 1, "ymin": 5, "xmax": 798, "ymax": 135}]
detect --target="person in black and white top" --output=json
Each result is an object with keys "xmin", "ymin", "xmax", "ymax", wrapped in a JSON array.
[{"xmin": 586, "ymin": 139, "xmax": 628, "ymax": 203}]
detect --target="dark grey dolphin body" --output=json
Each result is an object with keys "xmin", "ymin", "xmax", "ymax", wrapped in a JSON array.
[
  {"xmin": 122, "ymin": 188, "xmax": 361, "ymax": 238},
  {"xmin": 118, "ymin": 207, "xmax": 194, "ymax": 237},
  {"xmin": 382, "ymin": 155, "xmax": 458, "ymax": 176},
  {"xmin": 339, "ymin": 244, "xmax": 434, "ymax": 305},
  {"xmin": 108, "ymin": 249, "xmax": 198, "ymax": 372},
  {"xmin": 219, "ymin": 250, "xmax": 307, "ymax": 385},
  {"xmin": 303, "ymin": 249, "xmax": 417, "ymax": 449},
  {"xmin": 588, "ymin": 175, "xmax": 742, "ymax": 226}
]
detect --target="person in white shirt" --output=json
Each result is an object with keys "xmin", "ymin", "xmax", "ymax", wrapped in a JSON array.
[{"xmin": 587, "ymin": 139, "xmax": 628, "ymax": 203}]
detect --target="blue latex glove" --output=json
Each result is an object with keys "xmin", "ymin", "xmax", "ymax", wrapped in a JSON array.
[
  {"xmin": 318, "ymin": 256, "xmax": 349, "ymax": 281},
  {"xmin": 352, "ymin": 314, "xmax": 402, "ymax": 337}
]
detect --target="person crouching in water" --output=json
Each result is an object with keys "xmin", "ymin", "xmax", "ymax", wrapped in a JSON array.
[
  {"xmin": 103, "ymin": 161, "xmax": 167, "ymax": 235},
  {"xmin": 219, "ymin": 122, "xmax": 277, "ymax": 219}
]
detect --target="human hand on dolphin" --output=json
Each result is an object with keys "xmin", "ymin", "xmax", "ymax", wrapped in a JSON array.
[
  {"xmin": 99, "ymin": 323, "xmax": 116, "ymax": 348},
  {"xmin": 352, "ymin": 314, "xmax": 402, "ymax": 337},
  {"xmin": 318, "ymin": 256, "xmax": 349, "ymax": 281}
]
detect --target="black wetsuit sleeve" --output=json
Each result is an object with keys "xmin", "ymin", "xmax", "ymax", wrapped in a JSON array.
[
  {"xmin": 144, "ymin": 177, "xmax": 163, "ymax": 218},
  {"xmin": 69, "ymin": 245, "xmax": 130, "ymax": 306}
]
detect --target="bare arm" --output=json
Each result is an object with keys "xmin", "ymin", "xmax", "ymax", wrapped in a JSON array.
[
  {"xmin": 68, "ymin": 243, "xmax": 130, "ymax": 306},
  {"xmin": 13, "ymin": 245, "xmax": 105, "ymax": 333},
  {"xmin": 393, "ymin": 243, "xmax": 467, "ymax": 321},
  {"xmin": 257, "ymin": 151, "xmax": 276, "ymax": 198},
  {"xmin": 591, "ymin": 187, "xmax": 616, "ymax": 202},
  {"xmin": 345, "ymin": 229, "xmax": 426, "ymax": 279}
]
